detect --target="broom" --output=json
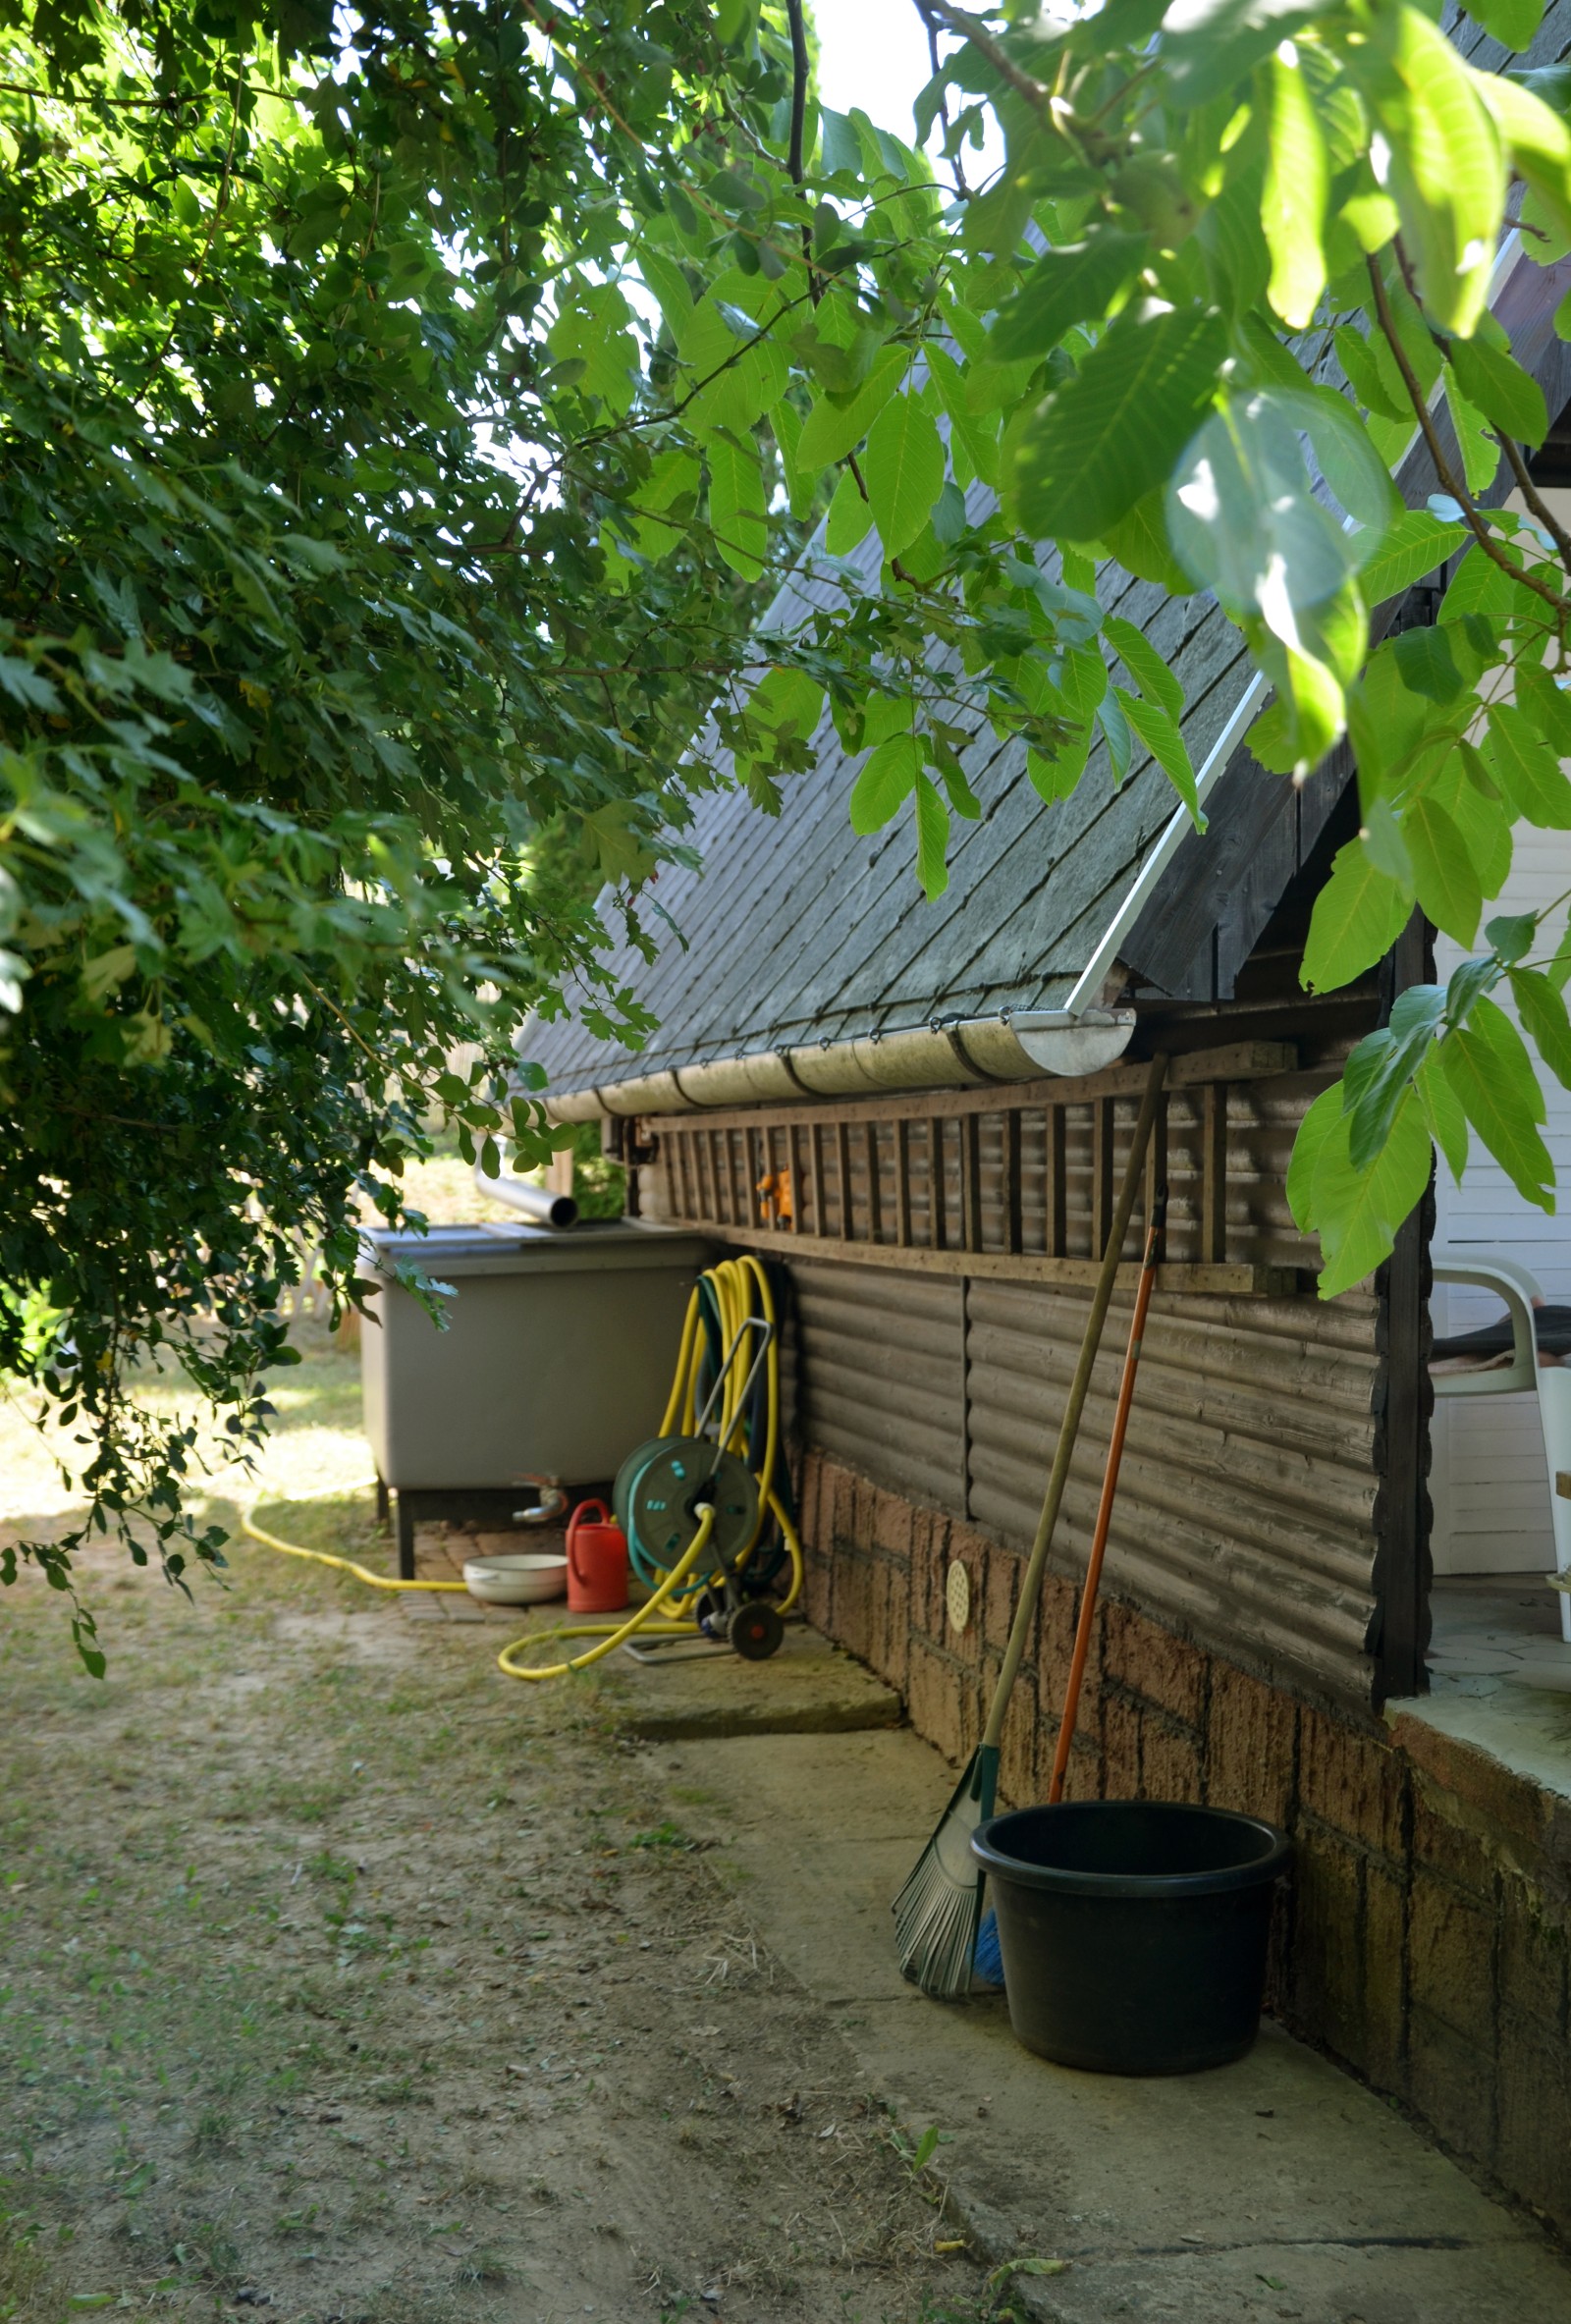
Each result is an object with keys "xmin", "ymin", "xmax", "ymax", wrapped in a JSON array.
[{"xmin": 893, "ymin": 1053, "xmax": 1168, "ymax": 1998}]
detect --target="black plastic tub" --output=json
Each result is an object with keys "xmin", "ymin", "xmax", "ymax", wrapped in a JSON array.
[{"xmin": 972, "ymin": 1801, "xmax": 1291, "ymax": 2076}]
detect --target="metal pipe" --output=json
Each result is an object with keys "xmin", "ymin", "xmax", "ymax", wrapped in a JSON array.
[{"xmin": 477, "ymin": 1164, "xmax": 579, "ymax": 1228}]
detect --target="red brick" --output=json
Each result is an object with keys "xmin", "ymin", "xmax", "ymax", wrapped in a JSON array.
[
  {"xmin": 1301, "ymin": 1706, "xmax": 1406, "ymax": 1862},
  {"xmin": 1498, "ymin": 1881, "xmax": 1568, "ymax": 2029},
  {"xmin": 872, "ymin": 1486, "xmax": 913, "ymax": 1563},
  {"xmin": 834, "ymin": 1550, "xmax": 877, "ymax": 1663},
  {"xmin": 801, "ymin": 1542, "xmax": 834, "ymax": 1634},
  {"xmin": 1411, "ymin": 1784, "xmax": 1494, "ymax": 1897},
  {"xmin": 906, "ymin": 1637, "xmax": 966, "ymax": 1766},
  {"xmin": 1140, "ymin": 1710, "xmax": 1204, "ymax": 1804},
  {"xmin": 799, "ymin": 1451, "xmax": 826, "ymax": 1554},
  {"xmin": 1102, "ymin": 1598, "xmax": 1207, "ymax": 1727},
  {"xmin": 870, "ymin": 1552, "xmax": 911, "ymax": 1694},
  {"xmin": 998, "ymin": 1676, "xmax": 1038, "ymax": 1810},
  {"xmin": 1387, "ymin": 1711, "xmax": 1551, "ymax": 1854},
  {"xmin": 1291, "ymin": 1828, "xmax": 1365, "ymax": 2066},
  {"xmin": 1102, "ymin": 1693, "xmax": 1142, "ymax": 1800},
  {"xmin": 1033, "ymin": 1570, "xmax": 1077, "ymax": 1700},
  {"xmin": 1408, "ymin": 1865, "xmax": 1496, "ymax": 2051},
  {"xmin": 1496, "ymin": 2011, "xmax": 1571, "ymax": 2236},
  {"xmin": 985, "ymin": 1543, "xmax": 1022, "ymax": 1653},
  {"xmin": 1206, "ymin": 1658, "xmax": 1298, "ymax": 1825},
  {"xmin": 1362, "ymin": 1861, "xmax": 1407, "ymax": 2092},
  {"xmin": 1408, "ymin": 2008, "xmax": 1495, "ymax": 2169}
]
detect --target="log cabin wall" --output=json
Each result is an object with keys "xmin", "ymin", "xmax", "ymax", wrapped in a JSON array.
[{"xmin": 644, "ymin": 1034, "xmax": 1393, "ymax": 1719}]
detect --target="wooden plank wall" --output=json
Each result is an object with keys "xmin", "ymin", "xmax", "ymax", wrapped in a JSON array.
[{"xmin": 647, "ymin": 1041, "xmax": 1390, "ymax": 1713}]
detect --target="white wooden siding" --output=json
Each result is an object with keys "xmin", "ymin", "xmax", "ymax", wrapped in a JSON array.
[{"xmin": 1432, "ymin": 828, "xmax": 1571, "ymax": 1575}]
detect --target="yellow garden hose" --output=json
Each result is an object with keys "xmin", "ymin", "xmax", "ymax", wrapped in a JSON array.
[
  {"xmin": 241, "ymin": 1506, "xmax": 468, "ymax": 1592},
  {"xmin": 495, "ymin": 1504, "xmax": 719, "ymax": 1681}
]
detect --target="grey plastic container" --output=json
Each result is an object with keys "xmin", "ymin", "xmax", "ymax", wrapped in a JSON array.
[{"xmin": 359, "ymin": 1220, "xmax": 714, "ymax": 1489}]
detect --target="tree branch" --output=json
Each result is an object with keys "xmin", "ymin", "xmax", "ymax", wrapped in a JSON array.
[
  {"xmin": 915, "ymin": 0, "xmax": 1050, "ymax": 116},
  {"xmin": 1499, "ymin": 433, "xmax": 1571, "ymax": 579},
  {"xmin": 1367, "ymin": 256, "xmax": 1569, "ymax": 627}
]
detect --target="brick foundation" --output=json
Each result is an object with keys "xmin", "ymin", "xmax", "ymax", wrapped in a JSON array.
[{"xmin": 801, "ymin": 1445, "xmax": 1571, "ymax": 2240}]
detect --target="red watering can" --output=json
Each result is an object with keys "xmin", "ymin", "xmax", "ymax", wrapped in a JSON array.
[{"xmin": 567, "ymin": 1499, "xmax": 629, "ymax": 1615}]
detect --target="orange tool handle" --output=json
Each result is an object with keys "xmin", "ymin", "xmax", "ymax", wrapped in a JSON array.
[{"xmin": 1048, "ymin": 1193, "xmax": 1166, "ymax": 1805}]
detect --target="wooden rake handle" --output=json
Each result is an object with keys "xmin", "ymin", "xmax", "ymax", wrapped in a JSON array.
[
  {"xmin": 1047, "ymin": 1187, "xmax": 1168, "ymax": 1803},
  {"xmin": 980, "ymin": 1054, "xmax": 1167, "ymax": 1757}
]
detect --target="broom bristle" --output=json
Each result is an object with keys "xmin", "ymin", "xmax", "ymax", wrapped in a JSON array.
[{"xmin": 892, "ymin": 1748, "xmax": 995, "ymax": 2000}]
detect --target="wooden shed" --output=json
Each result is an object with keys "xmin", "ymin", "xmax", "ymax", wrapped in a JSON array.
[{"xmin": 526, "ymin": 231, "xmax": 1571, "ymax": 2235}]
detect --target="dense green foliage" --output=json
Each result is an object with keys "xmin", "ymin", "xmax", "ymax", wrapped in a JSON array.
[{"xmin": 12, "ymin": 0, "xmax": 1571, "ymax": 1648}]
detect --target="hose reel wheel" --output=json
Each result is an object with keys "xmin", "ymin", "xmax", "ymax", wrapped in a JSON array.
[{"xmin": 615, "ymin": 1434, "xmax": 759, "ymax": 1581}]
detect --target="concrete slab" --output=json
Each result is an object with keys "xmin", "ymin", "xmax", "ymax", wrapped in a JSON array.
[
  {"xmin": 600, "ymin": 1620, "xmax": 903, "ymax": 1740},
  {"xmin": 646, "ymin": 1726, "xmax": 1571, "ymax": 2324}
]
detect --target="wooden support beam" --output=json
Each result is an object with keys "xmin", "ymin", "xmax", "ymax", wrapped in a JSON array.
[
  {"xmin": 894, "ymin": 1118, "xmax": 911, "ymax": 1246},
  {"xmin": 1003, "ymin": 1110, "xmax": 1023, "ymax": 1256},
  {"xmin": 961, "ymin": 1112, "xmax": 982, "ymax": 1252},
  {"xmin": 786, "ymin": 1122, "xmax": 801, "ymax": 1233},
  {"xmin": 666, "ymin": 1212, "xmax": 1293, "ymax": 1296},
  {"xmin": 808, "ymin": 1121, "xmax": 826, "ymax": 1239},
  {"xmin": 929, "ymin": 1117, "xmax": 947, "ymax": 1249},
  {"xmin": 835, "ymin": 1118, "xmax": 853, "ymax": 1239},
  {"xmin": 1092, "ymin": 1099, "xmax": 1114, "ymax": 1260},
  {"xmin": 1201, "ymin": 1082, "xmax": 1228, "ymax": 1265},
  {"xmin": 1146, "ymin": 1091, "xmax": 1169, "ymax": 1233},
  {"xmin": 1046, "ymin": 1108, "xmax": 1066, "ymax": 1259},
  {"xmin": 864, "ymin": 1120, "xmax": 883, "ymax": 1243}
]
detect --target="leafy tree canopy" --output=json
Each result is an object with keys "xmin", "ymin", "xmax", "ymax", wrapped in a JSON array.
[{"xmin": 8, "ymin": 0, "xmax": 1571, "ymax": 1652}]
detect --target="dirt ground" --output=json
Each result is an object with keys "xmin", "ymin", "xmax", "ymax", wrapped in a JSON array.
[{"xmin": 0, "ymin": 1330, "xmax": 995, "ymax": 2324}]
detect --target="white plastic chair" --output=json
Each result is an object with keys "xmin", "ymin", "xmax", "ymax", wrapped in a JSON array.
[{"xmin": 1432, "ymin": 1247, "xmax": 1571, "ymax": 1645}]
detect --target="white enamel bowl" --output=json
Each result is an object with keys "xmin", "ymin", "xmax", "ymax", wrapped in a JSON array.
[{"xmin": 461, "ymin": 1552, "xmax": 569, "ymax": 1606}]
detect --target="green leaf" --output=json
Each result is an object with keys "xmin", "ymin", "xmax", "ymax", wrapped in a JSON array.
[
  {"xmin": 1360, "ymin": 7, "xmax": 1505, "ymax": 338},
  {"xmin": 1447, "ymin": 331, "xmax": 1548, "ymax": 446},
  {"xmin": 1104, "ymin": 616, "xmax": 1183, "ymax": 718},
  {"xmin": 1312, "ymin": 1085, "xmax": 1433, "ymax": 1296},
  {"xmin": 1057, "ymin": 642, "xmax": 1109, "ymax": 720},
  {"xmin": 1356, "ymin": 510, "xmax": 1469, "ymax": 603},
  {"xmin": 989, "ymin": 233, "xmax": 1149, "ymax": 361},
  {"xmin": 1027, "ymin": 727, "xmax": 1093, "ymax": 802},
  {"xmin": 1416, "ymin": 1050, "xmax": 1469, "ymax": 1178},
  {"xmin": 1101, "ymin": 491, "xmax": 1193, "ymax": 593},
  {"xmin": 1472, "ymin": 69, "xmax": 1571, "ymax": 250},
  {"xmin": 927, "ymin": 345, "xmax": 1000, "ymax": 491},
  {"xmin": 849, "ymin": 733, "xmax": 923, "ymax": 834},
  {"xmin": 1335, "ymin": 325, "xmax": 1408, "ymax": 424},
  {"xmin": 796, "ymin": 344, "xmax": 909, "ymax": 472},
  {"xmin": 913, "ymin": 774, "xmax": 950, "ymax": 899},
  {"xmin": 862, "ymin": 393, "xmax": 947, "ymax": 560},
  {"xmin": 824, "ymin": 468, "xmax": 875, "ymax": 556},
  {"xmin": 1121, "ymin": 688, "xmax": 1203, "ymax": 824},
  {"xmin": 1509, "ymin": 966, "xmax": 1571, "ymax": 1090},
  {"xmin": 1262, "ymin": 52, "xmax": 1328, "ymax": 329},
  {"xmin": 1301, "ymin": 839, "xmax": 1412, "ymax": 993},
  {"xmin": 1515, "ymin": 662, "xmax": 1571, "ymax": 759},
  {"xmin": 1466, "ymin": 0, "xmax": 1544, "ymax": 50},
  {"xmin": 1011, "ymin": 304, "xmax": 1228, "ymax": 541},
  {"xmin": 707, "ymin": 432, "xmax": 768, "ymax": 581},
  {"xmin": 1441, "ymin": 994, "xmax": 1554, "ymax": 1210},
  {"xmin": 1287, "ymin": 1083, "xmax": 1344, "ymax": 1231},
  {"xmin": 1404, "ymin": 796, "xmax": 1481, "ymax": 945},
  {"xmin": 1442, "ymin": 369, "xmax": 1499, "ymax": 498},
  {"xmin": 1484, "ymin": 701, "xmax": 1571, "ymax": 827}
]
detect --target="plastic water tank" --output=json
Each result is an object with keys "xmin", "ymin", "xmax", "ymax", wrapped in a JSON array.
[{"xmin": 359, "ymin": 1219, "xmax": 714, "ymax": 1494}]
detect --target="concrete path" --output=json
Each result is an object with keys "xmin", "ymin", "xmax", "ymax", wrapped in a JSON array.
[{"xmin": 646, "ymin": 1725, "xmax": 1571, "ymax": 2324}]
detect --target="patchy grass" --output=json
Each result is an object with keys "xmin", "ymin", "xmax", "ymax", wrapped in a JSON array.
[{"xmin": 0, "ymin": 1324, "xmax": 984, "ymax": 2324}]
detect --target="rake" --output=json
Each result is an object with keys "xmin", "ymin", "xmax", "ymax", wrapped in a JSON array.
[{"xmin": 892, "ymin": 1052, "xmax": 1168, "ymax": 1998}]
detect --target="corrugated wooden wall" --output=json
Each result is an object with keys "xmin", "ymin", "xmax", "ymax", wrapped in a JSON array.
[{"xmin": 789, "ymin": 1262, "xmax": 964, "ymax": 1512}]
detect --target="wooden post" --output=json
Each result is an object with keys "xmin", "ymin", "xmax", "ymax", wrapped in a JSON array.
[
  {"xmin": 864, "ymin": 1120, "xmax": 883, "ymax": 1243},
  {"xmin": 786, "ymin": 1123, "xmax": 801, "ymax": 1234},
  {"xmin": 894, "ymin": 1118, "xmax": 911, "ymax": 1246},
  {"xmin": 1201, "ymin": 1083, "xmax": 1227, "ymax": 1265},
  {"xmin": 1145, "ymin": 1089, "xmax": 1169, "ymax": 1231},
  {"xmin": 929, "ymin": 1117, "xmax": 947, "ymax": 1249},
  {"xmin": 808, "ymin": 1122, "xmax": 826, "ymax": 1239},
  {"xmin": 835, "ymin": 1118, "xmax": 853, "ymax": 1239},
  {"xmin": 961, "ymin": 1112, "xmax": 982, "ymax": 1251},
  {"xmin": 1092, "ymin": 1099, "xmax": 1114, "ymax": 1259},
  {"xmin": 1046, "ymin": 1108, "xmax": 1066, "ymax": 1258},
  {"xmin": 1003, "ymin": 1109, "xmax": 1023, "ymax": 1255}
]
